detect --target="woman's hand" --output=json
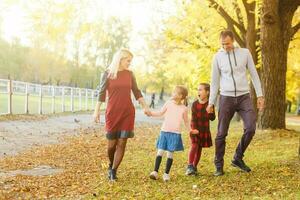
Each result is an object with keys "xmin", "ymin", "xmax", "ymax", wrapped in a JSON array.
[
  {"xmin": 93, "ymin": 102, "xmax": 101, "ymax": 123},
  {"xmin": 138, "ymin": 97, "xmax": 152, "ymax": 116},
  {"xmin": 190, "ymin": 129, "xmax": 199, "ymax": 135},
  {"xmin": 93, "ymin": 111, "xmax": 100, "ymax": 123}
]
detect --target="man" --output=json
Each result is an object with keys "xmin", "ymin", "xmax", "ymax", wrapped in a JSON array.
[{"xmin": 207, "ymin": 30, "xmax": 264, "ymax": 176}]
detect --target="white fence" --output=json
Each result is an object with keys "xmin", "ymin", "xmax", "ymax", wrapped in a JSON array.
[{"xmin": 0, "ymin": 79, "xmax": 98, "ymax": 115}]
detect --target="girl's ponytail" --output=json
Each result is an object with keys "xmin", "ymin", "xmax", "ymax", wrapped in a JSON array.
[{"xmin": 183, "ymin": 96, "xmax": 188, "ymax": 106}]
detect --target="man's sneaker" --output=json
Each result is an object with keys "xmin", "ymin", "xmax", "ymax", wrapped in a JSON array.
[
  {"xmin": 231, "ymin": 159, "xmax": 251, "ymax": 172},
  {"xmin": 185, "ymin": 164, "xmax": 195, "ymax": 175},
  {"xmin": 149, "ymin": 171, "xmax": 159, "ymax": 180},
  {"xmin": 109, "ymin": 169, "xmax": 117, "ymax": 181},
  {"xmin": 214, "ymin": 168, "xmax": 224, "ymax": 176},
  {"xmin": 163, "ymin": 173, "xmax": 170, "ymax": 182}
]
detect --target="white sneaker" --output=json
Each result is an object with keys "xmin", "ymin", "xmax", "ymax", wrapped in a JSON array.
[
  {"xmin": 163, "ymin": 173, "xmax": 170, "ymax": 182},
  {"xmin": 149, "ymin": 171, "xmax": 158, "ymax": 180}
]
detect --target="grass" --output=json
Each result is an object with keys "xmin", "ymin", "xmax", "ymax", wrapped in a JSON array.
[
  {"xmin": 0, "ymin": 119, "xmax": 299, "ymax": 199},
  {"xmin": 0, "ymin": 93, "xmax": 96, "ymax": 114}
]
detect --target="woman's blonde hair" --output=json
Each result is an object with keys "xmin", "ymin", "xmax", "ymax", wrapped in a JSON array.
[
  {"xmin": 107, "ymin": 49, "xmax": 133, "ymax": 79},
  {"xmin": 175, "ymin": 85, "xmax": 188, "ymax": 106}
]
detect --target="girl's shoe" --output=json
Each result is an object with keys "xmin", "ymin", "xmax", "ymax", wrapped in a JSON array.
[
  {"xmin": 163, "ymin": 173, "xmax": 170, "ymax": 182},
  {"xmin": 109, "ymin": 169, "xmax": 117, "ymax": 181},
  {"xmin": 185, "ymin": 164, "xmax": 195, "ymax": 175},
  {"xmin": 194, "ymin": 167, "xmax": 199, "ymax": 176},
  {"xmin": 149, "ymin": 171, "xmax": 158, "ymax": 180},
  {"xmin": 108, "ymin": 166, "xmax": 112, "ymax": 179}
]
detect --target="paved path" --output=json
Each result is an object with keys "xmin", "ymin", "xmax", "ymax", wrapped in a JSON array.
[{"xmin": 0, "ymin": 110, "xmax": 163, "ymax": 158}]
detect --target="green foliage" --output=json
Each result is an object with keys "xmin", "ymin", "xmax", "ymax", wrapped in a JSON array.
[
  {"xmin": 0, "ymin": 0, "xmax": 130, "ymax": 88},
  {"xmin": 142, "ymin": 1, "xmax": 226, "ymax": 96},
  {"xmin": 143, "ymin": 1, "xmax": 299, "ymax": 103}
]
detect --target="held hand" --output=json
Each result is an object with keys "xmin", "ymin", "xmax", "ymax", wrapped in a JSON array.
[
  {"xmin": 144, "ymin": 108, "xmax": 152, "ymax": 117},
  {"xmin": 257, "ymin": 97, "xmax": 265, "ymax": 112},
  {"xmin": 190, "ymin": 129, "xmax": 199, "ymax": 135},
  {"xmin": 206, "ymin": 104, "xmax": 214, "ymax": 113}
]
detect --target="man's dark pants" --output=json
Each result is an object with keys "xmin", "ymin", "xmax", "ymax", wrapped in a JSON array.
[{"xmin": 215, "ymin": 93, "xmax": 256, "ymax": 169}]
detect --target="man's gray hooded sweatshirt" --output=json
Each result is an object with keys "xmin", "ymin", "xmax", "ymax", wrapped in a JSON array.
[{"xmin": 208, "ymin": 47, "xmax": 263, "ymax": 106}]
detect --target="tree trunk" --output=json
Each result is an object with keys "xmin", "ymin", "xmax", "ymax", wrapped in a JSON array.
[
  {"xmin": 299, "ymin": 137, "xmax": 300, "ymax": 157},
  {"xmin": 260, "ymin": 0, "xmax": 298, "ymax": 129},
  {"xmin": 244, "ymin": 1, "xmax": 260, "ymax": 120},
  {"xmin": 297, "ymin": 90, "xmax": 300, "ymax": 115}
]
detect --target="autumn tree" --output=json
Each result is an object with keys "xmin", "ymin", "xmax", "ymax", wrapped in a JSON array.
[{"xmin": 260, "ymin": 0, "xmax": 300, "ymax": 129}]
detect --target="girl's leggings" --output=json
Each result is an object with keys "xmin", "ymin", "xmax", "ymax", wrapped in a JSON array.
[{"xmin": 188, "ymin": 141, "xmax": 202, "ymax": 167}]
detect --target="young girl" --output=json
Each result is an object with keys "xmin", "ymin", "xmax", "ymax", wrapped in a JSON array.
[
  {"xmin": 147, "ymin": 85, "xmax": 198, "ymax": 182},
  {"xmin": 186, "ymin": 83, "xmax": 215, "ymax": 175}
]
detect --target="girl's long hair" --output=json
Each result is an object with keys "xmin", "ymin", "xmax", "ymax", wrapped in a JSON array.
[{"xmin": 107, "ymin": 49, "xmax": 133, "ymax": 79}]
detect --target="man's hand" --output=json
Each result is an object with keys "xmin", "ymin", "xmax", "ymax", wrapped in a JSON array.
[
  {"xmin": 206, "ymin": 104, "xmax": 214, "ymax": 113},
  {"xmin": 257, "ymin": 97, "xmax": 265, "ymax": 112}
]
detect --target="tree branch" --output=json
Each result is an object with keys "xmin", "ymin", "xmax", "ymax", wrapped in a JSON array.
[
  {"xmin": 242, "ymin": 0, "xmax": 250, "ymax": 12},
  {"xmin": 291, "ymin": 22, "xmax": 300, "ymax": 39},
  {"xmin": 242, "ymin": 0, "xmax": 257, "ymax": 20},
  {"xmin": 228, "ymin": 24, "xmax": 246, "ymax": 47},
  {"xmin": 182, "ymin": 38, "xmax": 215, "ymax": 50},
  {"xmin": 233, "ymin": 0, "xmax": 245, "ymax": 29},
  {"xmin": 207, "ymin": 0, "xmax": 246, "ymax": 35}
]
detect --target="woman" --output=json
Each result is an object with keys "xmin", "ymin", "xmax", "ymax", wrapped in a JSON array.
[{"xmin": 93, "ymin": 49, "xmax": 150, "ymax": 181}]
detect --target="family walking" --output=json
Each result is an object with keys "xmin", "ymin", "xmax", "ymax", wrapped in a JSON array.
[{"xmin": 93, "ymin": 30, "xmax": 264, "ymax": 181}]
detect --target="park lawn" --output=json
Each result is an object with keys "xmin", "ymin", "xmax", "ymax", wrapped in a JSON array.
[
  {"xmin": 0, "ymin": 93, "xmax": 95, "ymax": 114},
  {"xmin": 0, "ymin": 121, "xmax": 299, "ymax": 199}
]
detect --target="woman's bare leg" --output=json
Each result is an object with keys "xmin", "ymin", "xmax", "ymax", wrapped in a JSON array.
[
  {"xmin": 107, "ymin": 139, "xmax": 118, "ymax": 168},
  {"xmin": 112, "ymin": 138, "xmax": 128, "ymax": 170}
]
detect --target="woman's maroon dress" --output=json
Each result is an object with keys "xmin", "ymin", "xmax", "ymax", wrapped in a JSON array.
[{"xmin": 98, "ymin": 70, "xmax": 143, "ymax": 139}]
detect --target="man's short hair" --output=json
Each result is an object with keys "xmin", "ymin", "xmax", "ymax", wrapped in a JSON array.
[{"xmin": 220, "ymin": 30, "xmax": 234, "ymax": 40}]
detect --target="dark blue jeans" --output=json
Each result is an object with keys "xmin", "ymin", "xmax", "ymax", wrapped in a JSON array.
[{"xmin": 215, "ymin": 94, "xmax": 256, "ymax": 169}]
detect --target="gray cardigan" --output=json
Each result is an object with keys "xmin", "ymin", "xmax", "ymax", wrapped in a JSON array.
[{"xmin": 208, "ymin": 47, "xmax": 263, "ymax": 105}]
